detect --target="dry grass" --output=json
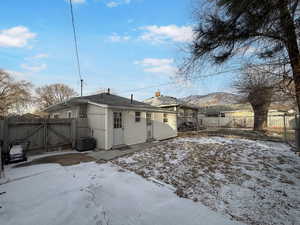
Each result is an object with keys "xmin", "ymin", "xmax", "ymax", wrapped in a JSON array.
[{"xmin": 113, "ymin": 137, "xmax": 300, "ymax": 225}]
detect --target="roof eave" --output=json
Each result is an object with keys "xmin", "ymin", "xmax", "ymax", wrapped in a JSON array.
[{"xmin": 88, "ymin": 101, "xmax": 177, "ymax": 114}]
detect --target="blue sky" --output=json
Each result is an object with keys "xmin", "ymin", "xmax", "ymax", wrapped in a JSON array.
[{"xmin": 0, "ymin": 0, "xmax": 237, "ymax": 100}]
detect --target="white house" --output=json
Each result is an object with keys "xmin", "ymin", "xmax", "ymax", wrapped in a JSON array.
[{"xmin": 45, "ymin": 92, "xmax": 177, "ymax": 150}]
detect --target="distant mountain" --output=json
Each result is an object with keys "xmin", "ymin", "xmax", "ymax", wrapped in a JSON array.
[
  {"xmin": 181, "ymin": 92, "xmax": 243, "ymax": 107},
  {"xmin": 144, "ymin": 92, "xmax": 242, "ymax": 108},
  {"xmin": 144, "ymin": 92, "xmax": 295, "ymax": 112}
]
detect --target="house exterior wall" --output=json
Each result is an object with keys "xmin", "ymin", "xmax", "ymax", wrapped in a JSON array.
[
  {"xmin": 223, "ymin": 110, "xmax": 254, "ymax": 117},
  {"xmin": 105, "ymin": 109, "xmax": 177, "ymax": 150},
  {"xmin": 49, "ymin": 106, "xmax": 79, "ymax": 119},
  {"xmin": 49, "ymin": 104, "xmax": 177, "ymax": 150},
  {"xmin": 123, "ymin": 111, "xmax": 147, "ymax": 146},
  {"xmin": 153, "ymin": 112, "xmax": 177, "ymax": 140},
  {"xmin": 87, "ymin": 104, "xmax": 107, "ymax": 149},
  {"xmin": 223, "ymin": 110, "xmax": 286, "ymax": 118}
]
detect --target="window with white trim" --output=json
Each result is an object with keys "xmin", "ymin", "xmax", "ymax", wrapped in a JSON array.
[
  {"xmin": 163, "ymin": 113, "xmax": 168, "ymax": 123},
  {"xmin": 67, "ymin": 111, "xmax": 72, "ymax": 118},
  {"xmin": 135, "ymin": 112, "xmax": 141, "ymax": 122},
  {"xmin": 113, "ymin": 112, "xmax": 122, "ymax": 129}
]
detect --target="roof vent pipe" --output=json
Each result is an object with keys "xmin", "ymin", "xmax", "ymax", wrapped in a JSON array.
[
  {"xmin": 107, "ymin": 88, "xmax": 110, "ymax": 95},
  {"xmin": 131, "ymin": 94, "xmax": 133, "ymax": 104}
]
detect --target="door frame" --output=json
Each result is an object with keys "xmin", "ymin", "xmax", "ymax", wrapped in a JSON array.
[
  {"xmin": 146, "ymin": 112, "xmax": 153, "ymax": 141},
  {"xmin": 112, "ymin": 111, "xmax": 124, "ymax": 146}
]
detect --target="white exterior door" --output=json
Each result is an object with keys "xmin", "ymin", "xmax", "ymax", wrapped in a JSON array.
[
  {"xmin": 113, "ymin": 112, "xmax": 124, "ymax": 146},
  {"xmin": 146, "ymin": 113, "xmax": 153, "ymax": 140}
]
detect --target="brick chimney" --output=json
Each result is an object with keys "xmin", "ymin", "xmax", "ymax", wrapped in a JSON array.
[{"xmin": 155, "ymin": 91, "xmax": 161, "ymax": 97}]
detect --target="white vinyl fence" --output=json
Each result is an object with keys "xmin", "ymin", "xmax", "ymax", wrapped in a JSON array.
[{"xmin": 200, "ymin": 115, "xmax": 296, "ymax": 130}]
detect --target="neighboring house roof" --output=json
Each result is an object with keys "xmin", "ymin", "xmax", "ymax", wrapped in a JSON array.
[
  {"xmin": 160, "ymin": 104, "xmax": 199, "ymax": 110},
  {"xmin": 44, "ymin": 93, "xmax": 175, "ymax": 113},
  {"xmin": 144, "ymin": 96, "xmax": 199, "ymax": 110}
]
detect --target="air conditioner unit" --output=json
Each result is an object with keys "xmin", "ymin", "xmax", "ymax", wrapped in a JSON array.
[{"xmin": 76, "ymin": 137, "xmax": 96, "ymax": 152}]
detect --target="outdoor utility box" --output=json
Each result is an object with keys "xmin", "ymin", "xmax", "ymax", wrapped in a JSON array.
[{"xmin": 76, "ymin": 137, "xmax": 96, "ymax": 152}]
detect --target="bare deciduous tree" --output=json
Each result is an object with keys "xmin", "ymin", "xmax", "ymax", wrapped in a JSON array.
[
  {"xmin": 183, "ymin": 0, "xmax": 300, "ymax": 112},
  {"xmin": 36, "ymin": 84, "xmax": 77, "ymax": 109},
  {"xmin": 0, "ymin": 70, "xmax": 32, "ymax": 116},
  {"xmin": 234, "ymin": 65, "xmax": 279, "ymax": 131}
]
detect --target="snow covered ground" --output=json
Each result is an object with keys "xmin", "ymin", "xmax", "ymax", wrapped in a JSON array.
[
  {"xmin": 0, "ymin": 162, "xmax": 242, "ymax": 225},
  {"xmin": 114, "ymin": 137, "xmax": 300, "ymax": 225}
]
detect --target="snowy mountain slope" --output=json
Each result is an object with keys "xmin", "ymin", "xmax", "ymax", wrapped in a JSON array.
[{"xmin": 181, "ymin": 92, "xmax": 243, "ymax": 107}]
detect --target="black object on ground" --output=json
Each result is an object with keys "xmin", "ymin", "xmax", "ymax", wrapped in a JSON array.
[{"xmin": 76, "ymin": 137, "xmax": 96, "ymax": 152}]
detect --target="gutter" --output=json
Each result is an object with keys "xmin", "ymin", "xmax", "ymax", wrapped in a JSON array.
[{"xmin": 88, "ymin": 102, "xmax": 177, "ymax": 114}]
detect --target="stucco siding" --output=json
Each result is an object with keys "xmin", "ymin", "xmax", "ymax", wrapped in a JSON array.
[
  {"xmin": 49, "ymin": 106, "xmax": 79, "ymax": 119},
  {"xmin": 123, "ymin": 111, "xmax": 147, "ymax": 146},
  {"xmin": 50, "ymin": 104, "xmax": 177, "ymax": 150},
  {"xmin": 87, "ymin": 105, "xmax": 106, "ymax": 149},
  {"xmin": 107, "ymin": 110, "xmax": 177, "ymax": 150},
  {"xmin": 153, "ymin": 112, "xmax": 177, "ymax": 140}
]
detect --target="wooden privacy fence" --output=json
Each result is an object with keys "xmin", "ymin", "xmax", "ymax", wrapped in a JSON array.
[{"xmin": 0, "ymin": 117, "xmax": 90, "ymax": 154}]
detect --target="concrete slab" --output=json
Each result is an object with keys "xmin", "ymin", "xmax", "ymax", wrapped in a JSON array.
[{"xmin": 87, "ymin": 141, "xmax": 160, "ymax": 161}]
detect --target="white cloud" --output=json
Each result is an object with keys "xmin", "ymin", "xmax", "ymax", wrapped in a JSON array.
[
  {"xmin": 69, "ymin": 0, "xmax": 86, "ymax": 4},
  {"xmin": 108, "ymin": 33, "xmax": 131, "ymax": 42},
  {"xmin": 21, "ymin": 63, "xmax": 47, "ymax": 73},
  {"xmin": 0, "ymin": 26, "xmax": 36, "ymax": 48},
  {"xmin": 135, "ymin": 58, "xmax": 178, "ymax": 76},
  {"xmin": 106, "ymin": 1, "xmax": 119, "ymax": 7},
  {"xmin": 106, "ymin": 0, "xmax": 131, "ymax": 8},
  {"xmin": 27, "ymin": 53, "xmax": 49, "ymax": 60},
  {"xmin": 139, "ymin": 25, "xmax": 194, "ymax": 44}
]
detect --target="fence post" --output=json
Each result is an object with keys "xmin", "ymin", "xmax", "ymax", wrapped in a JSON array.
[
  {"xmin": 283, "ymin": 114, "xmax": 287, "ymax": 143},
  {"xmin": 0, "ymin": 119, "xmax": 8, "ymax": 178},
  {"xmin": 2, "ymin": 119, "xmax": 8, "ymax": 154},
  {"xmin": 0, "ymin": 142, "xmax": 2, "ymax": 179},
  {"xmin": 44, "ymin": 119, "xmax": 48, "ymax": 152},
  {"xmin": 71, "ymin": 119, "xmax": 77, "ymax": 150},
  {"xmin": 0, "ymin": 120, "xmax": 3, "ymax": 178},
  {"xmin": 295, "ymin": 115, "xmax": 300, "ymax": 152}
]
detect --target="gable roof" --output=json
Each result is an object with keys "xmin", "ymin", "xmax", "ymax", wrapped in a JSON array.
[
  {"xmin": 144, "ymin": 95, "xmax": 199, "ymax": 110},
  {"xmin": 77, "ymin": 93, "xmax": 155, "ymax": 108},
  {"xmin": 45, "ymin": 93, "xmax": 167, "ymax": 112}
]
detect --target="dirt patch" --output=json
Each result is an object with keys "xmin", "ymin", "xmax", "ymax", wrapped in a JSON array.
[
  {"xmin": 180, "ymin": 128, "xmax": 294, "ymax": 144},
  {"xmin": 15, "ymin": 153, "xmax": 95, "ymax": 167}
]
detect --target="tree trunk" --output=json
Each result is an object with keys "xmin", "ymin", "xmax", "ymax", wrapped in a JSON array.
[
  {"xmin": 252, "ymin": 105, "xmax": 269, "ymax": 131},
  {"xmin": 279, "ymin": 1, "xmax": 300, "ymax": 113}
]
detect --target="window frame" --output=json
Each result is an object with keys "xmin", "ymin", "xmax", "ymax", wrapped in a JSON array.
[
  {"xmin": 113, "ymin": 112, "xmax": 123, "ymax": 129},
  {"xmin": 67, "ymin": 111, "xmax": 72, "ymax": 119},
  {"xmin": 135, "ymin": 112, "xmax": 141, "ymax": 123},
  {"xmin": 146, "ymin": 113, "xmax": 152, "ymax": 126},
  {"xmin": 163, "ymin": 113, "xmax": 168, "ymax": 123}
]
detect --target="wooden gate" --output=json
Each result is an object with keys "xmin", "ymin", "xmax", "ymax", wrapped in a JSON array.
[{"xmin": 0, "ymin": 117, "xmax": 77, "ymax": 154}]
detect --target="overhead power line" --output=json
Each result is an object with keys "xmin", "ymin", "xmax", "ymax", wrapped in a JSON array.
[
  {"xmin": 118, "ymin": 58, "xmax": 293, "ymax": 95},
  {"xmin": 69, "ymin": 0, "xmax": 84, "ymax": 96},
  {"xmin": 119, "ymin": 67, "xmax": 242, "ymax": 94}
]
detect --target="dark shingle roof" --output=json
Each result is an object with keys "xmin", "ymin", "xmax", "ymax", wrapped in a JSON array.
[
  {"xmin": 45, "ymin": 93, "xmax": 161, "ymax": 112},
  {"xmin": 74, "ymin": 93, "xmax": 156, "ymax": 108}
]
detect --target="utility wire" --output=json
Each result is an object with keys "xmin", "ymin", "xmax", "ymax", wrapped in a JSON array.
[
  {"xmin": 118, "ymin": 58, "xmax": 294, "ymax": 95},
  {"xmin": 69, "ymin": 0, "xmax": 83, "ymax": 95},
  {"xmin": 118, "ymin": 67, "xmax": 242, "ymax": 94}
]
